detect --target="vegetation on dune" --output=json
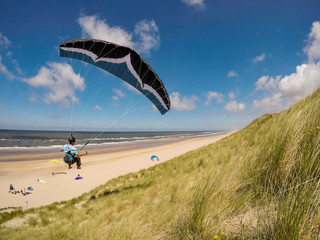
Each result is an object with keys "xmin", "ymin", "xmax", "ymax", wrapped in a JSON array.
[{"xmin": 1, "ymin": 88, "xmax": 320, "ymax": 239}]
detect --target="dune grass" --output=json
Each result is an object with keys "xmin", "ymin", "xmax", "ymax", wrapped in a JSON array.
[{"xmin": 1, "ymin": 88, "xmax": 320, "ymax": 239}]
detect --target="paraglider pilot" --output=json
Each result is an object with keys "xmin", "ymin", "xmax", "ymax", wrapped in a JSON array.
[{"xmin": 60, "ymin": 135, "xmax": 87, "ymax": 169}]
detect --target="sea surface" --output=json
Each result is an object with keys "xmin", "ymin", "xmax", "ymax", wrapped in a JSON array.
[{"xmin": 0, "ymin": 129, "xmax": 225, "ymax": 158}]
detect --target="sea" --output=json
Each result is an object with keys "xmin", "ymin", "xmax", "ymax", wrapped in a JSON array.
[{"xmin": 0, "ymin": 129, "xmax": 225, "ymax": 159}]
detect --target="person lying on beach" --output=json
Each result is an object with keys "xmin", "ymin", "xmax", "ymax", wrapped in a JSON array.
[{"xmin": 60, "ymin": 135, "xmax": 87, "ymax": 169}]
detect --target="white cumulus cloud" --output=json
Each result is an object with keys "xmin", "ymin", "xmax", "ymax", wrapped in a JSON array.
[
  {"xmin": 0, "ymin": 55, "xmax": 15, "ymax": 80},
  {"xmin": 304, "ymin": 21, "xmax": 320, "ymax": 64},
  {"xmin": 112, "ymin": 88, "xmax": 126, "ymax": 107},
  {"xmin": 252, "ymin": 21, "xmax": 320, "ymax": 114},
  {"xmin": 0, "ymin": 35, "xmax": 22, "ymax": 79},
  {"xmin": 113, "ymin": 88, "xmax": 126, "ymax": 98},
  {"xmin": 0, "ymin": 33, "xmax": 10, "ymax": 48},
  {"xmin": 134, "ymin": 20, "xmax": 160, "ymax": 55},
  {"xmin": 181, "ymin": 0, "xmax": 204, "ymax": 8},
  {"xmin": 7, "ymin": 51, "xmax": 22, "ymax": 75},
  {"xmin": 227, "ymin": 70, "xmax": 238, "ymax": 78},
  {"xmin": 170, "ymin": 92, "xmax": 198, "ymax": 111},
  {"xmin": 253, "ymin": 53, "xmax": 266, "ymax": 63},
  {"xmin": 279, "ymin": 62, "xmax": 320, "ymax": 105},
  {"xmin": 22, "ymin": 62, "xmax": 85, "ymax": 108},
  {"xmin": 224, "ymin": 101, "xmax": 245, "ymax": 112},
  {"xmin": 94, "ymin": 105, "xmax": 103, "ymax": 111},
  {"xmin": 252, "ymin": 63, "xmax": 320, "ymax": 113},
  {"xmin": 255, "ymin": 75, "xmax": 281, "ymax": 91},
  {"xmin": 204, "ymin": 91, "xmax": 223, "ymax": 106},
  {"xmin": 252, "ymin": 93, "xmax": 283, "ymax": 113},
  {"xmin": 78, "ymin": 15, "xmax": 160, "ymax": 56}
]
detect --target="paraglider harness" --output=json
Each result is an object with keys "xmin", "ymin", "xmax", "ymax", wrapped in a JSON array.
[{"xmin": 63, "ymin": 150, "xmax": 80, "ymax": 165}]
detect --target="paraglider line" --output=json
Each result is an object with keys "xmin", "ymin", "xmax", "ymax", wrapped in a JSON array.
[
  {"xmin": 79, "ymin": 111, "xmax": 129, "ymax": 150},
  {"xmin": 80, "ymin": 84, "xmax": 165, "ymax": 150}
]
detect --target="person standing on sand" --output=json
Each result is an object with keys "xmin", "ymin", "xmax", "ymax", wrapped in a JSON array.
[{"xmin": 60, "ymin": 135, "xmax": 87, "ymax": 169}]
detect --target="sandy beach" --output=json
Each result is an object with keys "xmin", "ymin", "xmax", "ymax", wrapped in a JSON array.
[{"xmin": 0, "ymin": 131, "xmax": 234, "ymax": 210}]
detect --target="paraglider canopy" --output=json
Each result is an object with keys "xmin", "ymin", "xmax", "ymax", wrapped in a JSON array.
[{"xmin": 59, "ymin": 39, "xmax": 171, "ymax": 115}]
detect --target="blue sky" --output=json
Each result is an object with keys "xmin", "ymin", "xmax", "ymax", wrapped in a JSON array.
[{"xmin": 0, "ymin": 0, "xmax": 320, "ymax": 131}]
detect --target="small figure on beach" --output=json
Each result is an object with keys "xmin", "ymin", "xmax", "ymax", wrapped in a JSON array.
[{"xmin": 60, "ymin": 134, "xmax": 87, "ymax": 169}]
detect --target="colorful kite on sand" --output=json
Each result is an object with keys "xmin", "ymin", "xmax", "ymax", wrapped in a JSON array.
[{"xmin": 151, "ymin": 155, "xmax": 159, "ymax": 162}]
